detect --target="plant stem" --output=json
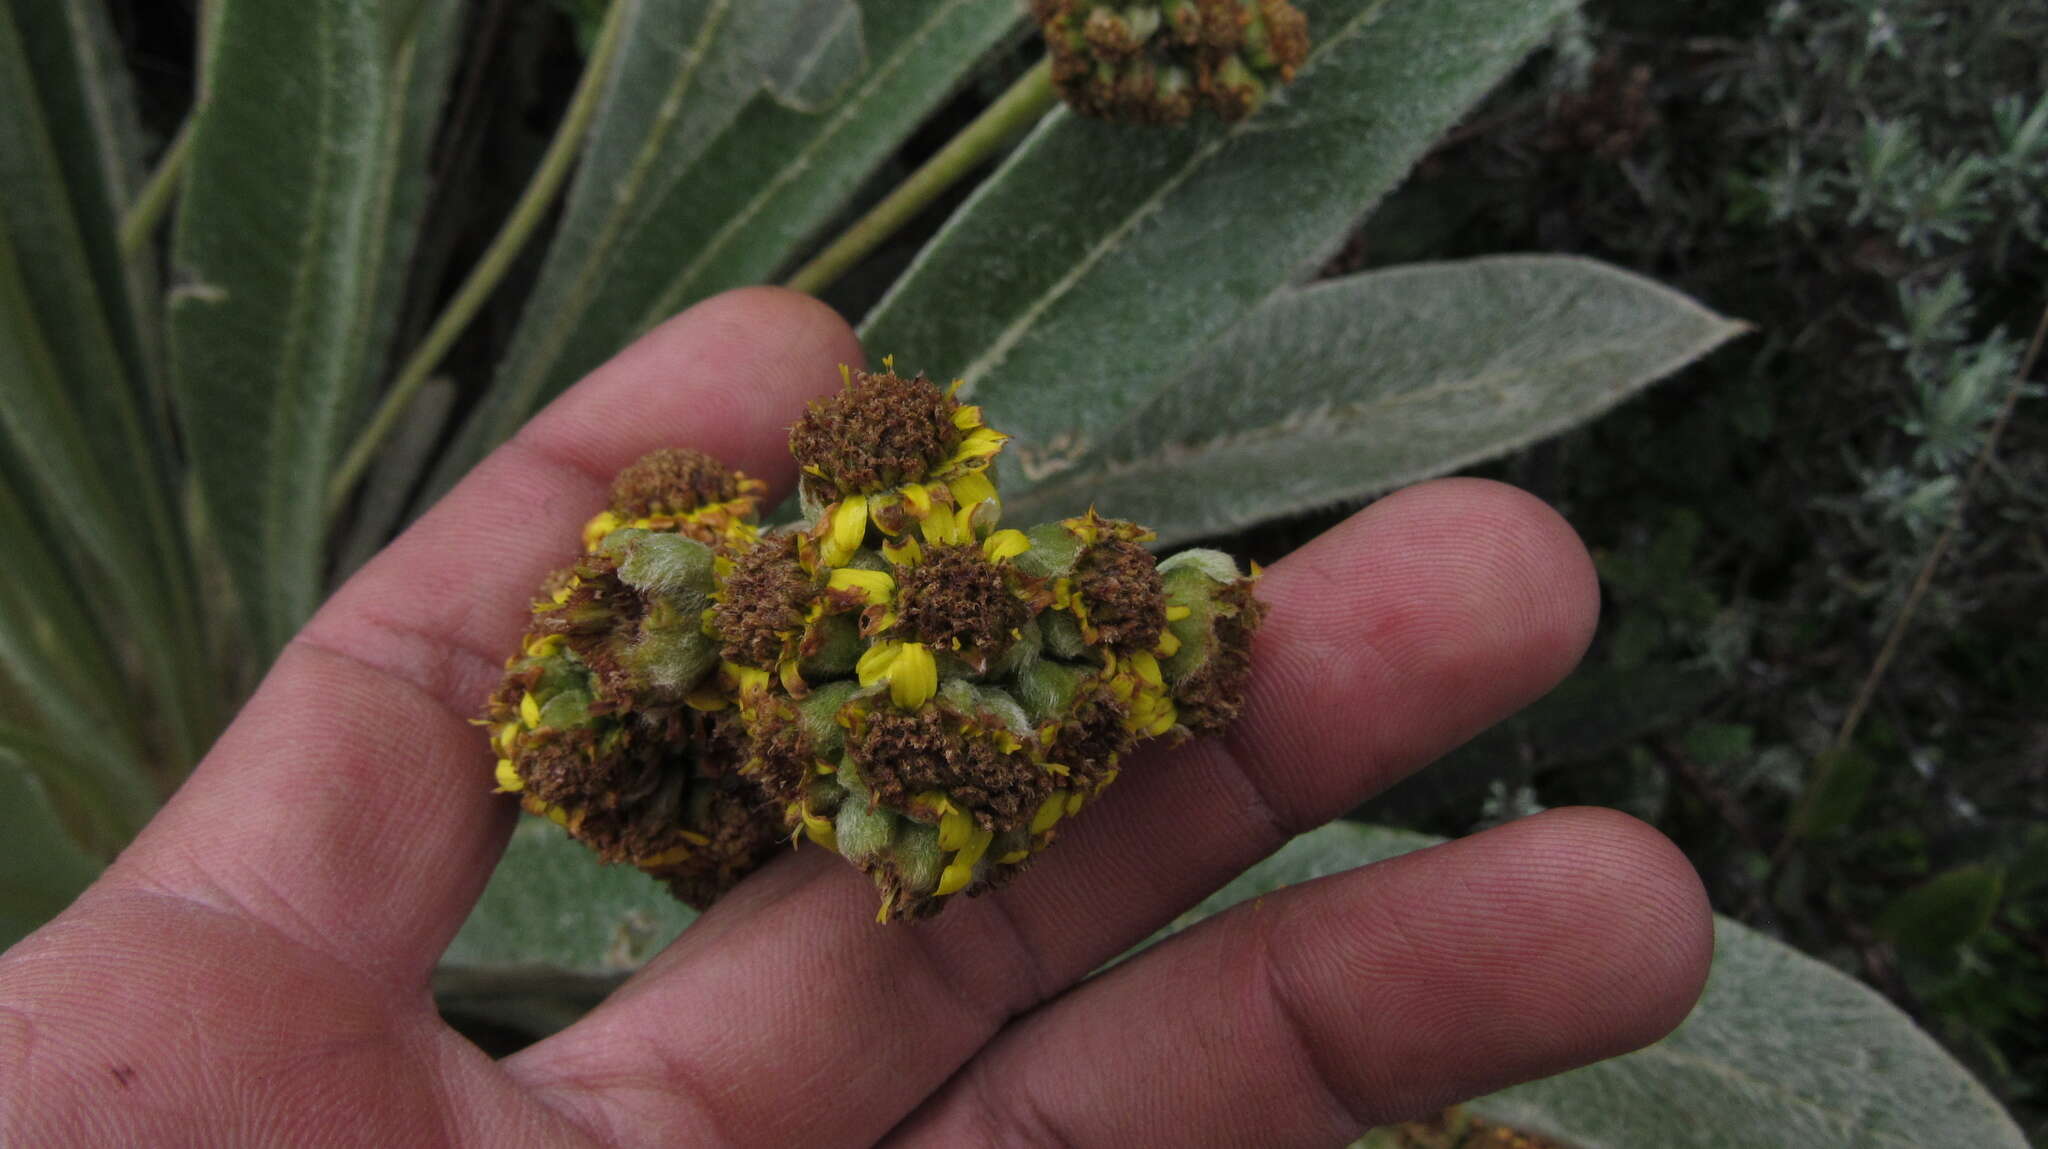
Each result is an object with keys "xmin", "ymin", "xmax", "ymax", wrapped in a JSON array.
[
  {"xmin": 325, "ymin": 0, "xmax": 631, "ymax": 516},
  {"xmin": 1833, "ymin": 299, "xmax": 2048, "ymax": 751},
  {"xmin": 118, "ymin": 119, "xmax": 194, "ymax": 258},
  {"xmin": 784, "ymin": 58, "xmax": 1057, "ymax": 297}
]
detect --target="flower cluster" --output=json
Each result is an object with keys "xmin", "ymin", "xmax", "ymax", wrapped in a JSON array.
[
  {"xmin": 485, "ymin": 365, "xmax": 1264, "ymax": 921},
  {"xmin": 1031, "ymin": 0, "xmax": 1310, "ymax": 123}
]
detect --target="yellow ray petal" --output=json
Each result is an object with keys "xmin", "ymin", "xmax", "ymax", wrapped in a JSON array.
[
  {"xmin": 826, "ymin": 567, "xmax": 895, "ymax": 602},
  {"xmin": 823, "ymin": 496, "xmax": 869, "ymax": 566},
  {"xmin": 856, "ymin": 639, "xmax": 903, "ymax": 688},
  {"xmin": 948, "ymin": 469, "xmax": 997, "ymax": 513},
  {"xmin": 888, "ymin": 642, "xmax": 937, "ymax": 709},
  {"xmin": 982, "ymin": 528, "xmax": 1031, "ymax": 563},
  {"xmin": 935, "ymin": 826, "xmax": 995, "ymax": 895}
]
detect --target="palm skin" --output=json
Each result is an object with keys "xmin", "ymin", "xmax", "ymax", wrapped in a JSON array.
[{"xmin": 0, "ymin": 289, "xmax": 1712, "ymax": 1148}]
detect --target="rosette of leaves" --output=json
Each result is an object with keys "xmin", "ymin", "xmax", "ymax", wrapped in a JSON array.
[
  {"xmin": 704, "ymin": 366, "xmax": 1265, "ymax": 920},
  {"xmin": 1031, "ymin": 0, "xmax": 1311, "ymax": 122}
]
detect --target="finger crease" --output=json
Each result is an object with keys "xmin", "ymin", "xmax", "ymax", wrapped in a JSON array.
[
  {"xmin": 520, "ymin": 1031, "xmax": 744, "ymax": 1149},
  {"xmin": 289, "ymin": 627, "xmax": 497, "ymax": 730},
  {"xmin": 1211, "ymin": 731, "xmax": 1301, "ymax": 854},
  {"xmin": 899, "ymin": 919, "xmax": 1014, "ymax": 1042},
  {"xmin": 978, "ymin": 892, "xmax": 1057, "ymax": 1012},
  {"xmin": 1257, "ymin": 924, "xmax": 1373, "ymax": 1139},
  {"xmin": 961, "ymin": 1054, "xmax": 1080, "ymax": 1149},
  {"xmin": 503, "ymin": 428, "xmax": 634, "ymax": 495}
]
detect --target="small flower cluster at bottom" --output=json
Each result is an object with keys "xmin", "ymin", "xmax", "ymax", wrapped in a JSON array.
[{"xmin": 483, "ymin": 366, "xmax": 1263, "ymax": 922}]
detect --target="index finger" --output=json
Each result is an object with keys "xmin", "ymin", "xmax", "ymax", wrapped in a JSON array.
[{"xmin": 99, "ymin": 288, "xmax": 862, "ymax": 984}]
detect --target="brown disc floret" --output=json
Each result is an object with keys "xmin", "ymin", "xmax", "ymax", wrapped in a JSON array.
[
  {"xmin": 789, "ymin": 369, "xmax": 958, "ymax": 500},
  {"xmin": 893, "ymin": 544, "xmax": 1030, "ymax": 668},
  {"xmin": 644, "ymin": 779, "xmax": 788, "ymax": 910},
  {"xmin": 517, "ymin": 728, "xmax": 702, "ymax": 865},
  {"xmin": 741, "ymin": 694, "xmax": 820, "ymax": 804},
  {"xmin": 1044, "ymin": 680, "xmax": 1136, "ymax": 792},
  {"xmin": 851, "ymin": 705, "xmax": 1053, "ymax": 832},
  {"xmin": 531, "ymin": 557, "xmax": 652, "ymax": 702},
  {"xmin": 713, "ymin": 534, "xmax": 816, "ymax": 669},
  {"xmin": 609, "ymin": 448, "xmax": 744, "ymax": 518},
  {"xmin": 1075, "ymin": 535, "xmax": 1165, "ymax": 652}
]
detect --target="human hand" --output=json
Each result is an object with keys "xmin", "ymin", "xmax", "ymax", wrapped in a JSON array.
[{"xmin": 0, "ymin": 289, "xmax": 1712, "ymax": 1147}]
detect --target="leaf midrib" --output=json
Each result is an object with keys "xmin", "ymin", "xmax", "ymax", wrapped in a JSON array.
[{"xmin": 1014, "ymin": 310, "xmax": 1734, "ymax": 506}]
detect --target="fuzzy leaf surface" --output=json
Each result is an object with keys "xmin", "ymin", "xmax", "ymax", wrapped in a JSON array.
[
  {"xmin": 438, "ymin": 0, "xmax": 1019, "ymax": 491},
  {"xmin": 1473, "ymin": 912, "xmax": 2028, "ymax": 1147},
  {"xmin": 441, "ymin": 819, "xmax": 697, "ymax": 981},
  {"xmin": 1149, "ymin": 823, "xmax": 2027, "ymax": 1149},
  {"xmin": 168, "ymin": 0, "xmax": 461, "ymax": 655},
  {"xmin": 860, "ymin": 0, "xmax": 1579, "ymax": 473},
  {"xmin": 1003, "ymin": 256, "xmax": 1745, "ymax": 539}
]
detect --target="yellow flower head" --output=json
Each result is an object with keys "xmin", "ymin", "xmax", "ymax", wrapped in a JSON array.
[
  {"xmin": 1034, "ymin": 0, "xmax": 1311, "ymax": 124},
  {"xmin": 828, "ymin": 686, "xmax": 1055, "ymax": 916},
  {"xmin": 582, "ymin": 447, "xmax": 766, "ymax": 553},
  {"xmin": 790, "ymin": 360, "xmax": 1009, "ymax": 566},
  {"xmin": 1046, "ymin": 510, "xmax": 1170, "ymax": 654},
  {"xmin": 822, "ymin": 535, "xmax": 1037, "ymax": 674}
]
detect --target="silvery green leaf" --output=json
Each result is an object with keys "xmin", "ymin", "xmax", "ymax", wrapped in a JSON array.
[
  {"xmin": 1005, "ymin": 257, "xmax": 1746, "ymax": 542},
  {"xmin": 861, "ymin": 0, "xmax": 1580, "ymax": 469},
  {"xmin": 435, "ymin": 0, "xmax": 1019, "ymax": 494},
  {"xmin": 449, "ymin": 0, "xmax": 836, "ymax": 453},
  {"xmin": 441, "ymin": 818, "xmax": 697, "ymax": 983},
  {"xmin": 1143, "ymin": 823, "xmax": 2027, "ymax": 1149},
  {"xmin": 168, "ymin": 0, "xmax": 463, "ymax": 655},
  {"xmin": 1471, "ymin": 914, "xmax": 2028, "ymax": 1148}
]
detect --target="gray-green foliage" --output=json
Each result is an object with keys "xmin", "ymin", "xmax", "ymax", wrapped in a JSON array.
[
  {"xmin": 1003, "ymin": 256, "xmax": 1747, "ymax": 541},
  {"xmin": 435, "ymin": 0, "xmax": 1022, "ymax": 490},
  {"xmin": 443, "ymin": 818, "xmax": 696, "ymax": 984},
  {"xmin": 169, "ymin": 0, "xmax": 463, "ymax": 657},
  {"xmin": 1174, "ymin": 825, "xmax": 2027, "ymax": 1149},
  {"xmin": 0, "ymin": 0, "xmax": 1875, "ymax": 1134},
  {"xmin": 1474, "ymin": 915, "xmax": 2029, "ymax": 1148},
  {"xmin": 865, "ymin": 0, "xmax": 1579, "ymax": 462},
  {"xmin": 0, "ymin": 1, "xmax": 210, "ymax": 771}
]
